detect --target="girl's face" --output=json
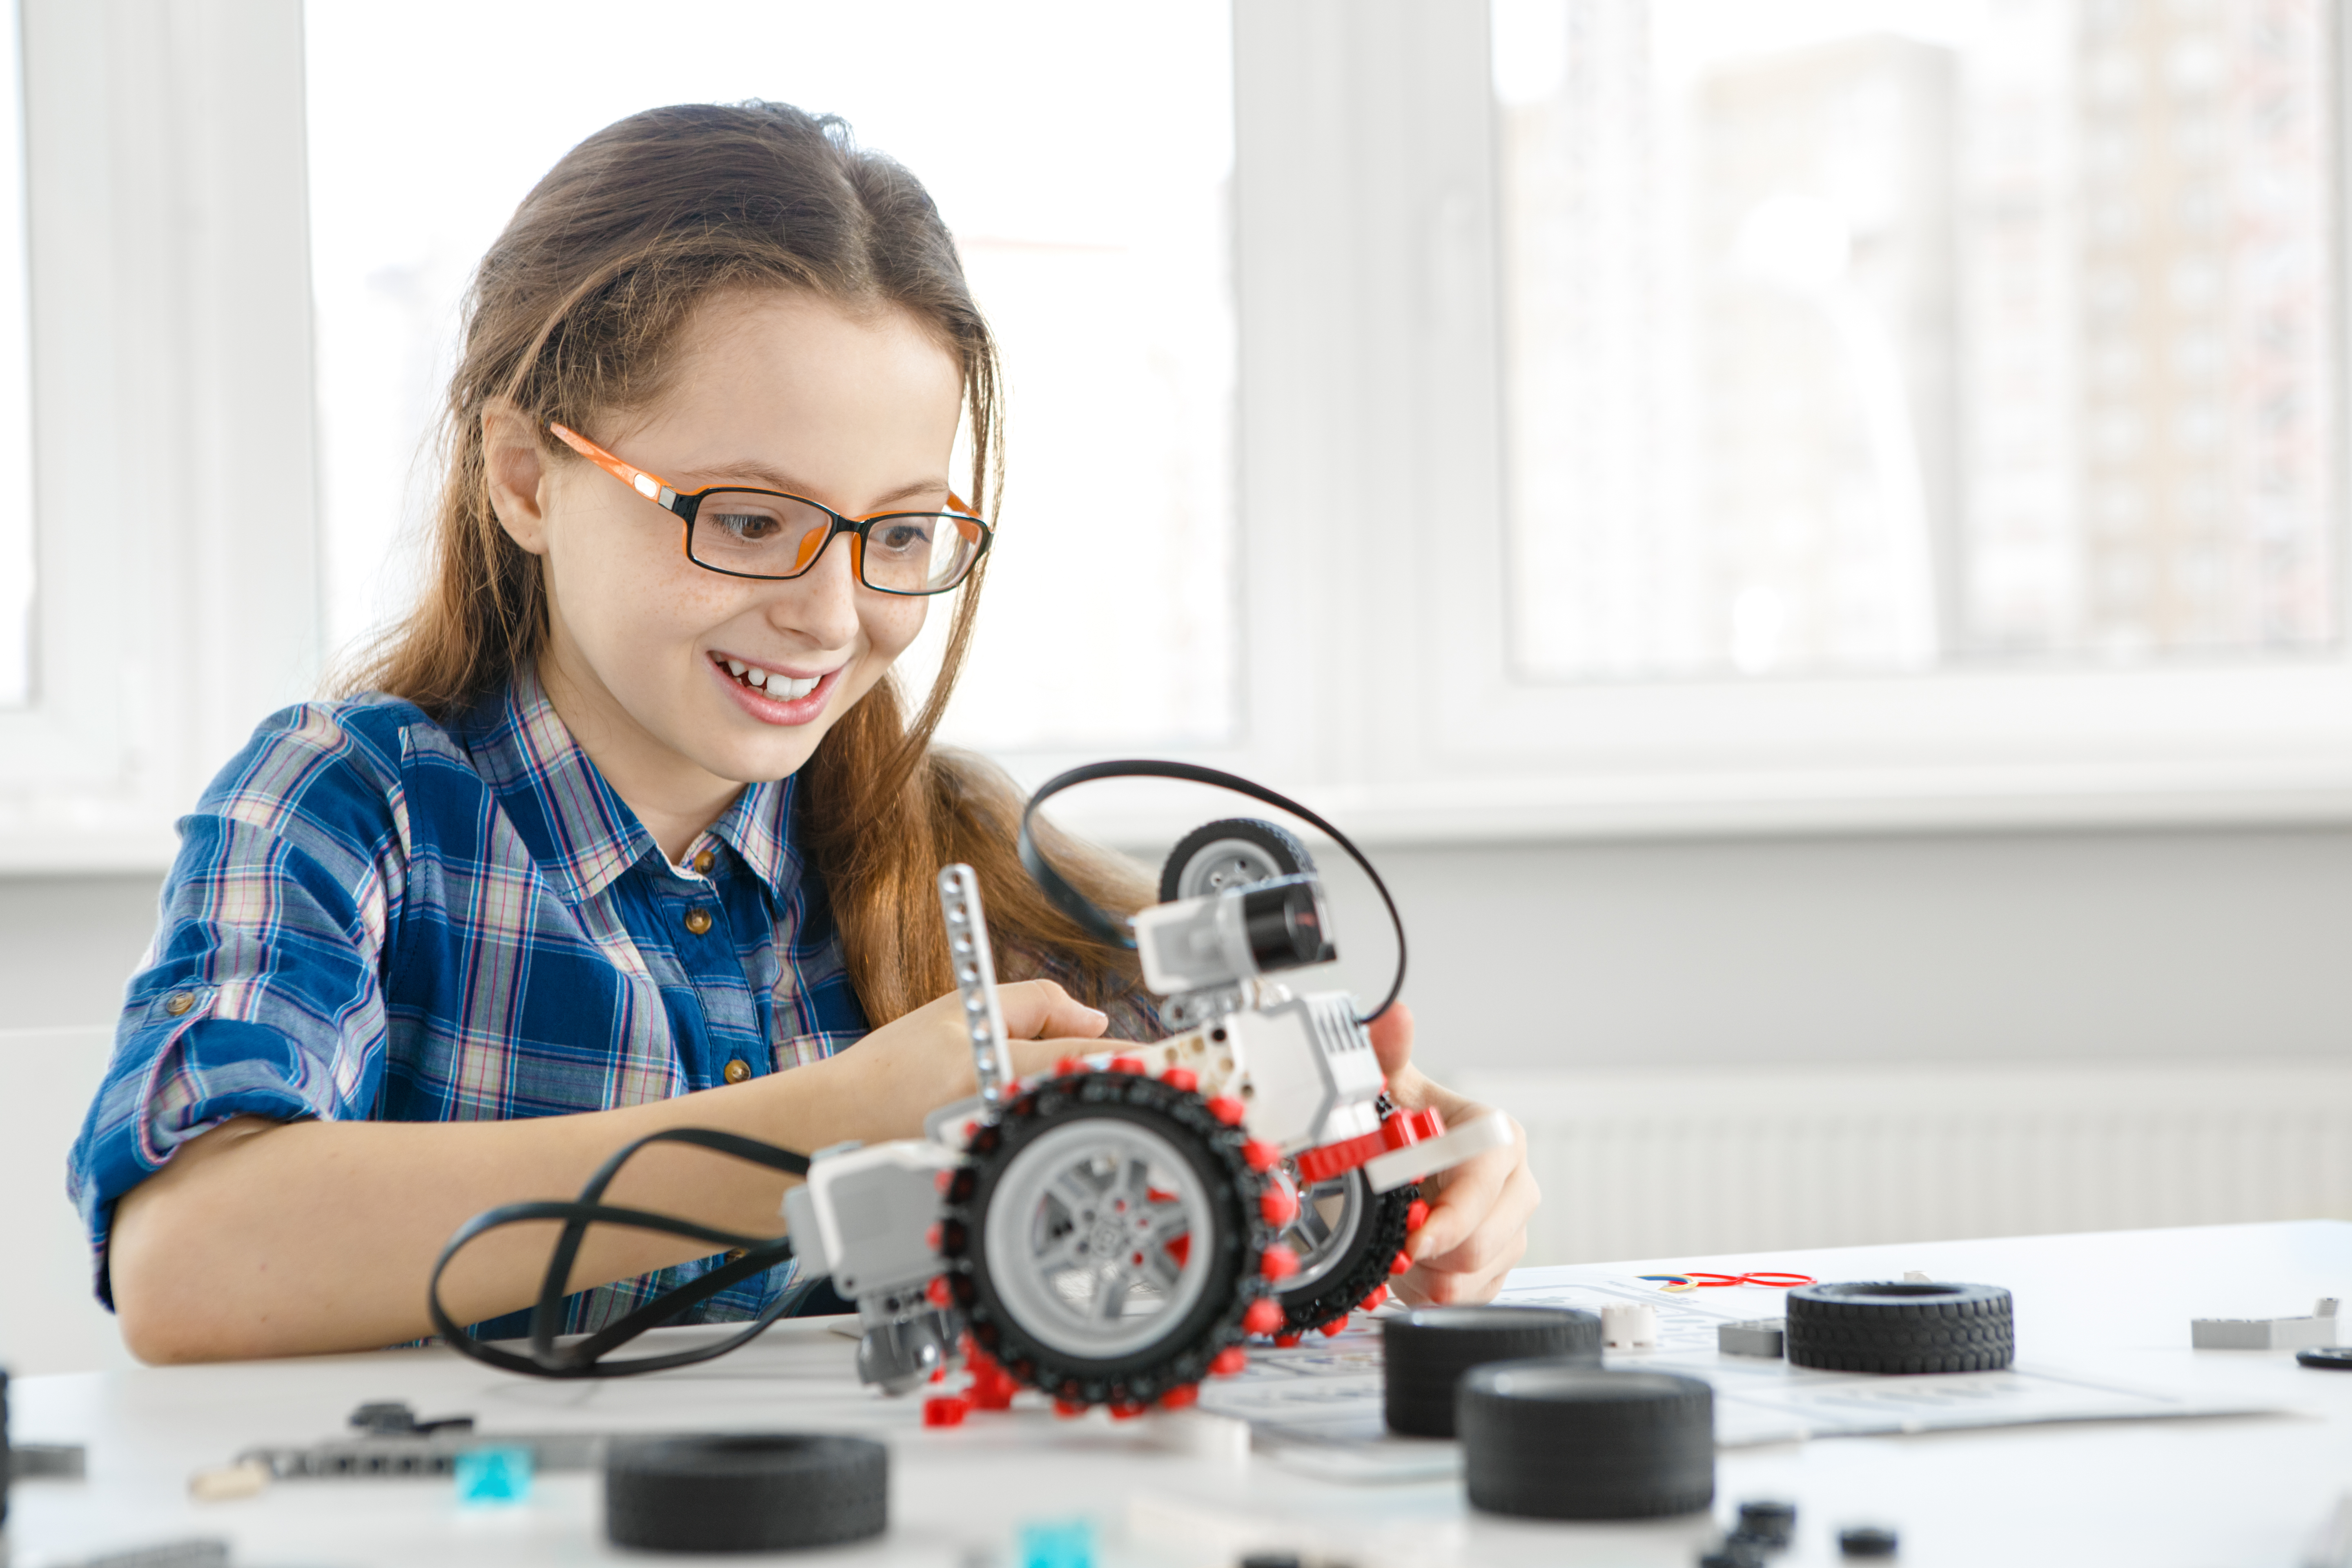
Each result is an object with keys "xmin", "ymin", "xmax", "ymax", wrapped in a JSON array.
[{"xmin": 488, "ymin": 289, "xmax": 965, "ymax": 813}]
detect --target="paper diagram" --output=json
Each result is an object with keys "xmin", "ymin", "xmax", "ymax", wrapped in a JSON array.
[{"xmin": 1197, "ymin": 1265, "xmax": 2282, "ymax": 1484}]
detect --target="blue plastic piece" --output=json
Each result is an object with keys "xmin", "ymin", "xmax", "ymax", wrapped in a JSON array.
[
  {"xmin": 1017, "ymin": 1518, "xmax": 1096, "ymax": 1568},
  {"xmin": 453, "ymin": 1444, "xmax": 534, "ymax": 1506}
]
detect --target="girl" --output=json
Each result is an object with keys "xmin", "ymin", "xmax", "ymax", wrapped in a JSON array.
[{"xmin": 67, "ymin": 101, "xmax": 1537, "ymax": 1363}]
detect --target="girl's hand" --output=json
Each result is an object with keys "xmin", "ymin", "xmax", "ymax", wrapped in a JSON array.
[
  {"xmin": 812, "ymin": 979, "xmax": 1113, "ymax": 1144},
  {"xmin": 1366, "ymin": 1001, "xmax": 1540, "ymax": 1306}
]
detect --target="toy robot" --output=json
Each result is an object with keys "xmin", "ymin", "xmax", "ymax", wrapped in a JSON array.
[
  {"xmin": 784, "ymin": 764, "xmax": 1511, "ymax": 1412},
  {"xmin": 432, "ymin": 762, "xmax": 1511, "ymax": 1413}
]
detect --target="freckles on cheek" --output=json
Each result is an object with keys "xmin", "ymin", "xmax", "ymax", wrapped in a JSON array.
[{"xmin": 867, "ymin": 599, "xmax": 929, "ymax": 662}]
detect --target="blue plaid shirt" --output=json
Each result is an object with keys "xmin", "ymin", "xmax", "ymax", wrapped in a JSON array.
[{"xmin": 68, "ymin": 668, "xmax": 872, "ymax": 1336}]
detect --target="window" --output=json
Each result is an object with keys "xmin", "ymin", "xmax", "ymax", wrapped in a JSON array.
[
  {"xmin": 0, "ymin": 2, "xmax": 30, "ymax": 708},
  {"xmin": 1494, "ymin": 0, "xmax": 2338, "ymax": 682},
  {"xmin": 304, "ymin": 0, "xmax": 1237, "ymax": 753}
]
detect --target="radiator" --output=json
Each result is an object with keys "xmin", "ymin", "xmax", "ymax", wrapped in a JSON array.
[{"xmin": 1454, "ymin": 1061, "xmax": 2352, "ymax": 1267}]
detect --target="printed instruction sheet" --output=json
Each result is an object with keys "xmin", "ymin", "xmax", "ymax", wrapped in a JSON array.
[{"xmin": 1198, "ymin": 1265, "xmax": 2281, "ymax": 1484}]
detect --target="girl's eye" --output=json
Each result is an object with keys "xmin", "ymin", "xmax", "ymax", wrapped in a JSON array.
[
  {"xmin": 871, "ymin": 519, "xmax": 937, "ymax": 555},
  {"xmin": 709, "ymin": 506, "xmax": 786, "ymax": 543}
]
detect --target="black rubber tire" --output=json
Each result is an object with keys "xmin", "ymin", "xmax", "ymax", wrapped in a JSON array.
[
  {"xmin": 1458, "ymin": 1363, "xmax": 1714, "ymax": 1519},
  {"xmin": 604, "ymin": 1434, "xmax": 886, "ymax": 1552},
  {"xmin": 1383, "ymin": 1306, "xmax": 1604, "ymax": 1437},
  {"xmin": 1785, "ymin": 1281, "xmax": 2014, "ymax": 1374},
  {"xmin": 1158, "ymin": 817, "xmax": 1316, "ymax": 903},
  {"xmin": 1274, "ymin": 1174, "xmax": 1417, "ymax": 1335},
  {"xmin": 940, "ymin": 1071, "xmax": 1270, "ymax": 1407}
]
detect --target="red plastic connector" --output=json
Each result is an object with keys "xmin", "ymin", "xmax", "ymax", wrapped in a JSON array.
[
  {"xmin": 1405, "ymin": 1198, "xmax": 1430, "ymax": 1232},
  {"xmin": 925, "ymin": 1275, "xmax": 954, "ymax": 1308},
  {"xmin": 1159, "ymin": 1383, "xmax": 1200, "ymax": 1410},
  {"xmin": 1243, "ymin": 1297, "xmax": 1285, "ymax": 1336},
  {"xmin": 1295, "ymin": 1106, "xmax": 1450, "ymax": 1185},
  {"xmin": 1209, "ymin": 1346, "xmax": 1248, "ymax": 1377},
  {"xmin": 1241, "ymin": 1138, "xmax": 1281, "ymax": 1173},
  {"xmin": 1108, "ymin": 1400, "xmax": 1147, "ymax": 1420},
  {"xmin": 1109, "ymin": 1056, "xmax": 1145, "ymax": 1075},
  {"xmin": 1294, "ymin": 1128, "xmax": 1383, "ymax": 1185},
  {"xmin": 1360, "ymin": 1285, "xmax": 1389, "ymax": 1312},
  {"xmin": 1388, "ymin": 1107, "xmax": 1445, "ymax": 1147},
  {"xmin": 1054, "ymin": 1399, "xmax": 1088, "ymax": 1419},
  {"xmin": 1389, "ymin": 1250, "xmax": 1413, "ymax": 1276},
  {"xmin": 1260, "ymin": 1244, "xmax": 1299, "ymax": 1281},
  {"xmin": 922, "ymin": 1396, "xmax": 971, "ymax": 1427},
  {"xmin": 1259, "ymin": 1185, "xmax": 1298, "ymax": 1227},
  {"xmin": 1274, "ymin": 1333, "xmax": 1302, "ymax": 1349},
  {"xmin": 1206, "ymin": 1096, "xmax": 1247, "ymax": 1127},
  {"xmin": 1055, "ymin": 1056, "xmax": 1086, "ymax": 1077},
  {"xmin": 1320, "ymin": 1318, "xmax": 1348, "ymax": 1338}
]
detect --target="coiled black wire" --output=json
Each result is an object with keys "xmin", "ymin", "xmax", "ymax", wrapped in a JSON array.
[{"xmin": 427, "ymin": 1126, "xmax": 810, "ymax": 1378}]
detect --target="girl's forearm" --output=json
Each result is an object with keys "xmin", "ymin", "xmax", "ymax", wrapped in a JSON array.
[{"xmin": 108, "ymin": 1058, "xmax": 857, "ymax": 1364}]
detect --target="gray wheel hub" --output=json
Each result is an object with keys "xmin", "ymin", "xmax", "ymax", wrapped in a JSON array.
[{"xmin": 984, "ymin": 1116, "xmax": 1216, "ymax": 1360}]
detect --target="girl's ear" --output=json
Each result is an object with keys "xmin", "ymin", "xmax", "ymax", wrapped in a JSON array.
[{"xmin": 481, "ymin": 402, "xmax": 552, "ymax": 555}]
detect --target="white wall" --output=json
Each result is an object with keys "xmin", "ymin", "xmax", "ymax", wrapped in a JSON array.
[{"xmin": 0, "ymin": 1026, "xmax": 136, "ymax": 1374}]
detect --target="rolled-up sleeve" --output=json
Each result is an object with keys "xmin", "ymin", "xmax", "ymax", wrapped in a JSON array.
[{"xmin": 67, "ymin": 702, "xmax": 411, "ymax": 1307}]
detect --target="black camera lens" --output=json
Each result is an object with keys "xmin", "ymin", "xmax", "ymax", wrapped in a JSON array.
[{"xmin": 1240, "ymin": 877, "xmax": 1336, "ymax": 973}]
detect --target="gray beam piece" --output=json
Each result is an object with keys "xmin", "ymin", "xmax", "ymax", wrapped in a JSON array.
[{"xmin": 1719, "ymin": 1319, "xmax": 1787, "ymax": 1358}]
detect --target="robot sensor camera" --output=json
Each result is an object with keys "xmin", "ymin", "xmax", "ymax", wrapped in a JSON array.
[{"xmin": 1131, "ymin": 872, "xmax": 1338, "ymax": 997}]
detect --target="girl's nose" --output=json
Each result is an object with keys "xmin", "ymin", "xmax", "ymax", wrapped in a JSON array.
[{"xmin": 769, "ymin": 532, "xmax": 863, "ymax": 649}]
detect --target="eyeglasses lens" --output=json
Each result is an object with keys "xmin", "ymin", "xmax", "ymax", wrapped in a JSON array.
[{"xmin": 690, "ymin": 492, "xmax": 978, "ymax": 592}]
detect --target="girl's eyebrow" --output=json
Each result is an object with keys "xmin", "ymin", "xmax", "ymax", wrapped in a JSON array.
[{"xmin": 676, "ymin": 460, "xmax": 949, "ymax": 509}]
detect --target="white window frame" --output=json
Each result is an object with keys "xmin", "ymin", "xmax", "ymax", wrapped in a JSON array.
[
  {"xmin": 12, "ymin": 0, "xmax": 2352, "ymax": 870},
  {"xmin": 1034, "ymin": 0, "xmax": 2352, "ymax": 849},
  {"xmin": 0, "ymin": 0, "xmax": 318, "ymax": 873}
]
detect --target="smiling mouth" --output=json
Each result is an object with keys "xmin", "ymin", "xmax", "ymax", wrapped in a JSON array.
[{"xmin": 714, "ymin": 655, "xmax": 825, "ymax": 700}]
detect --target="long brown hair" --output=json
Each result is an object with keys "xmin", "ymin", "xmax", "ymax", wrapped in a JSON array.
[{"xmin": 342, "ymin": 101, "xmax": 1144, "ymax": 1023}]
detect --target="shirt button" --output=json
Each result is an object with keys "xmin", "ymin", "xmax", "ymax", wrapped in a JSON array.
[
  {"xmin": 684, "ymin": 908, "xmax": 713, "ymax": 936},
  {"xmin": 692, "ymin": 850, "xmax": 715, "ymax": 875},
  {"xmin": 163, "ymin": 991, "xmax": 195, "ymax": 1016},
  {"xmin": 723, "ymin": 1058, "xmax": 751, "ymax": 1085}
]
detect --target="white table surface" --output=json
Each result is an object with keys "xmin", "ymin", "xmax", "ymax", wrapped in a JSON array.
[{"xmin": 6, "ymin": 1220, "xmax": 2348, "ymax": 1568}]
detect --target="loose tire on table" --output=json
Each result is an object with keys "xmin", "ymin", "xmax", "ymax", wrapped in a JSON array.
[
  {"xmin": 1784, "ymin": 1281, "xmax": 2014, "ymax": 1374},
  {"xmin": 1457, "ymin": 1363, "xmax": 1714, "ymax": 1519},
  {"xmin": 940, "ymin": 1070, "xmax": 1271, "ymax": 1407},
  {"xmin": 603, "ymin": 1434, "xmax": 886, "ymax": 1552},
  {"xmin": 1382, "ymin": 1305, "xmax": 1603, "ymax": 1436}
]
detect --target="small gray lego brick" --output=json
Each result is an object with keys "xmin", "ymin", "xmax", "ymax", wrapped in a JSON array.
[
  {"xmin": 67, "ymin": 1540, "xmax": 229, "ymax": 1568},
  {"xmin": 1718, "ymin": 1318, "xmax": 1786, "ymax": 1358},
  {"xmin": 8, "ymin": 1441, "xmax": 87, "ymax": 1479},
  {"xmin": 2192, "ymin": 1298, "xmax": 2341, "ymax": 1351}
]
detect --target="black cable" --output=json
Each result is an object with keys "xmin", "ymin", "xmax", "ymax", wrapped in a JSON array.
[
  {"xmin": 1017, "ymin": 759, "xmax": 1410, "ymax": 1025},
  {"xmin": 428, "ymin": 1127, "xmax": 811, "ymax": 1378}
]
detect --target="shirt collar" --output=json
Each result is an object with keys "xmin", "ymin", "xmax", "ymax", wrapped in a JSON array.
[
  {"xmin": 698, "ymin": 771, "xmax": 801, "ymax": 908},
  {"xmin": 459, "ymin": 666, "xmax": 803, "ymax": 908}
]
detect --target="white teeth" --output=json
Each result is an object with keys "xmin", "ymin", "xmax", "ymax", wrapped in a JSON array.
[{"xmin": 723, "ymin": 661, "xmax": 824, "ymax": 699}]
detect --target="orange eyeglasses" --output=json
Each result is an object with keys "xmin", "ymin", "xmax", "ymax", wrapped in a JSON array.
[{"xmin": 549, "ymin": 422, "xmax": 992, "ymax": 596}]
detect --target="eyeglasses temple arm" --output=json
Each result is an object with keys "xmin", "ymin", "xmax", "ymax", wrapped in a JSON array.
[{"xmin": 549, "ymin": 421, "xmax": 680, "ymax": 510}]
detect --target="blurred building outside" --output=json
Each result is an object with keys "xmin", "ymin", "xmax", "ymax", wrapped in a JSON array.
[{"xmin": 1497, "ymin": 0, "xmax": 2338, "ymax": 679}]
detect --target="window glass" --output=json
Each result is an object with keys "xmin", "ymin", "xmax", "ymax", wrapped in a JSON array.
[
  {"xmin": 1495, "ymin": 0, "xmax": 2337, "ymax": 679},
  {"xmin": 0, "ymin": 1, "xmax": 31, "ymax": 708},
  {"xmin": 305, "ymin": 1, "xmax": 1235, "ymax": 748}
]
